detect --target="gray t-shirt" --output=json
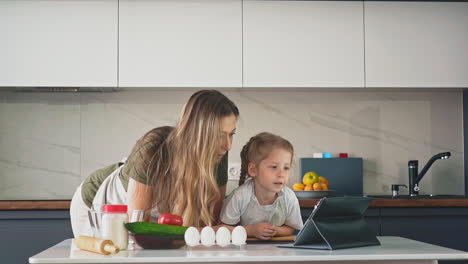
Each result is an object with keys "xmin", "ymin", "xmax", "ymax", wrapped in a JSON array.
[{"xmin": 220, "ymin": 179, "xmax": 303, "ymax": 230}]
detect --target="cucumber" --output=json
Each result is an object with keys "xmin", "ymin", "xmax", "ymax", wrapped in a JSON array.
[{"xmin": 125, "ymin": 222, "xmax": 188, "ymax": 236}]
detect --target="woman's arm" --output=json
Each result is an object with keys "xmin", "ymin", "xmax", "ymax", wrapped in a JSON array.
[{"xmin": 127, "ymin": 177, "xmax": 153, "ymax": 222}]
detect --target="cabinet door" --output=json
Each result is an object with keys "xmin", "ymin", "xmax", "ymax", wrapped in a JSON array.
[
  {"xmin": 365, "ymin": 2, "xmax": 468, "ymax": 88},
  {"xmin": 243, "ymin": 1, "xmax": 364, "ymax": 88},
  {"xmin": 0, "ymin": 0, "xmax": 118, "ymax": 87},
  {"xmin": 119, "ymin": 0, "xmax": 242, "ymax": 88},
  {"xmin": 380, "ymin": 207, "xmax": 468, "ymax": 260},
  {"xmin": 0, "ymin": 211, "xmax": 73, "ymax": 264}
]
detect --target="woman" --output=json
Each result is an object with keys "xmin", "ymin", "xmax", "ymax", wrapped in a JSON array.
[{"xmin": 70, "ymin": 90, "xmax": 239, "ymax": 237}]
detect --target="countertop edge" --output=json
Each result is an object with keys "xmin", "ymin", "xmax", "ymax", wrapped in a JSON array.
[
  {"xmin": 299, "ymin": 198, "xmax": 468, "ymax": 208},
  {"xmin": 0, "ymin": 200, "xmax": 71, "ymax": 210},
  {"xmin": 2, "ymin": 198, "xmax": 468, "ymax": 210}
]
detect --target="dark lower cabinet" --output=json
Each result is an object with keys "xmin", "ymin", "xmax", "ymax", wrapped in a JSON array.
[
  {"xmin": 380, "ymin": 207, "xmax": 468, "ymax": 264},
  {"xmin": 0, "ymin": 210, "xmax": 73, "ymax": 264},
  {"xmin": 363, "ymin": 207, "xmax": 381, "ymax": 237}
]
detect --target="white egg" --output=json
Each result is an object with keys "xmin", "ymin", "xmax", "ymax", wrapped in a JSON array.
[
  {"xmin": 200, "ymin": 226, "xmax": 216, "ymax": 246},
  {"xmin": 215, "ymin": 226, "xmax": 231, "ymax": 247},
  {"xmin": 231, "ymin": 226, "xmax": 247, "ymax": 246},
  {"xmin": 184, "ymin": 226, "xmax": 200, "ymax": 247}
]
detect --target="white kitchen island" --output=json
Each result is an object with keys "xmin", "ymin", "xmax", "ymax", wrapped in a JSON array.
[{"xmin": 29, "ymin": 236, "xmax": 468, "ymax": 264}]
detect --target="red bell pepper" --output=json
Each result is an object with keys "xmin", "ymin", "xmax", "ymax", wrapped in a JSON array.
[{"xmin": 157, "ymin": 213, "xmax": 183, "ymax": 226}]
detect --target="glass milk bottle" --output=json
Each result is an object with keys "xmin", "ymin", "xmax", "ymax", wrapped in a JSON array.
[{"xmin": 101, "ymin": 205, "xmax": 128, "ymax": 250}]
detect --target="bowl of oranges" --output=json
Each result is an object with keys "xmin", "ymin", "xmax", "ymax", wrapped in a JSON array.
[{"xmin": 292, "ymin": 171, "xmax": 335, "ymax": 199}]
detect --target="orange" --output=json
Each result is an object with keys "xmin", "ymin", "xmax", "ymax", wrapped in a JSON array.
[
  {"xmin": 320, "ymin": 183, "xmax": 329, "ymax": 190},
  {"xmin": 318, "ymin": 176, "xmax": 329, "ymax": 186},
  {"xmin": 304, "ymin": 184, "xmax": 314, "ymax": 191},
  {"xmin": 313, "ymin": 182, "xmax": 322, "ymax": 191},
  {"xmin": 292, "ymin": 183, "xmax": 305, "ymax": 191}
]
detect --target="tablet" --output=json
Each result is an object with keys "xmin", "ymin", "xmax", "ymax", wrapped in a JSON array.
[{"xmin": 279, "ymin": 196, "xmax": 380, "ymax": 250}]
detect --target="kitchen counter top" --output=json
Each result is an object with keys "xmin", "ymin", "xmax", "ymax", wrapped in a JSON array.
[
  {"xmin": 29, "ymin": 236, "xmax": 468, "ymax": 264},
  {"xmin": 0, "ymin": 200, "xmax": 70, "ymax": 210},
  {"xmin": 299, "ymin": 197, "xmax": 468, "ymax": 208},
  {"xmin": 2, "ymin": 197, "xmax": 468, "ymax": 210}
]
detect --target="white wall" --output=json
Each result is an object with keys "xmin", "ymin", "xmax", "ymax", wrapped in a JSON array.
[{"xmin": 0, "ymin": 89, "xmax": 463, "ymax": 199}]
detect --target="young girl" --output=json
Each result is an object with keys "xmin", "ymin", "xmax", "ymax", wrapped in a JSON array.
[{"xmin": 219, "ymin": 132, "xmax": 303, "ymax": 240}]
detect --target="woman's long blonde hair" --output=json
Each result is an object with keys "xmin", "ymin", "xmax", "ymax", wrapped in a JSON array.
[
  {"xmin": 143, "ymin": 90, "xmax": 238, "ymax": 227},
  {"xmin": 238, "ymin": 132, "xmax": 294, "ymax": 186}
]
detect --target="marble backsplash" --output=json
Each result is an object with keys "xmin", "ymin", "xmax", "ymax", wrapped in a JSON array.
[{"xmin": 0, "ymin": 89, "xmax": 463, "ymax": 200}]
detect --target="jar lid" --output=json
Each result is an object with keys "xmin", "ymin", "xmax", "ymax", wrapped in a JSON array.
[{"xmin": 102, "ymin": 204, "xmax": 127, "ymax": 213}]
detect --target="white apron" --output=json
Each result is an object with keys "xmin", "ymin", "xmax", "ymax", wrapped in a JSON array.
[{"xmin": 70, "ymin": 164, "xmax": 127, "ymax": 238}]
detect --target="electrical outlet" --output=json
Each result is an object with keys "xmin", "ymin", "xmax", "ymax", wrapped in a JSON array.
[{"xmin": 228, "ymin": 162, "xmax": 241, "ymax": 180}]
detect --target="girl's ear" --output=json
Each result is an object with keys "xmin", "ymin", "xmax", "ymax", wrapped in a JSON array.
[{"xmin": 247, "ymin": 162, "xmax": 257, "ymax": 177}]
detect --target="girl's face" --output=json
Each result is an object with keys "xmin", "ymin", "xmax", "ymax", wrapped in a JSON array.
[
  {"xmin": 217, "ymin": 114, "xmax": 237, "ymax": 161},
  {"xmin": 248, "ymin": 148, "xmax": 292, "ymax": 195}
]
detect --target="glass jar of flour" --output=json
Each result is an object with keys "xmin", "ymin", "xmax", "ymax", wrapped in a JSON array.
[{"xmin": 101, "ymin": 205, "xmax": 128, "ymax": 250}]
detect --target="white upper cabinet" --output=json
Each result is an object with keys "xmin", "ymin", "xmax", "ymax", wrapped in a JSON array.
[
  {"xmin": 243, "ymin": 0, "xmax": 365, "ymax": 88},
  {"xmin": 119, "ymin": 0, "xmax": 242, "ymax": 88},
  {"xmin": 365, "ymin": 2, "xmax": 468, "ymax": 88},
  {"xmin": 0, "ymin": 0, "xmax": 118, "ymax": 87}
]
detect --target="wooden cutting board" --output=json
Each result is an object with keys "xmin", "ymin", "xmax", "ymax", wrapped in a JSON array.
[{"xmin": 246, "ymin": 235, "xmax": 296, "ymax": 242}]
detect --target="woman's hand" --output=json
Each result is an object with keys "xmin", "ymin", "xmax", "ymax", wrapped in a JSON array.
[{"xmin": 247, "ymin": 223, "xmax": 277, "ymax": 240}]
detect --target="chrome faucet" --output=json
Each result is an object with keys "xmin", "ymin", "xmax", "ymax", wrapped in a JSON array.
[{"xmin": 408, "ymin": 152, "xmax": 451, "ymax": 196}]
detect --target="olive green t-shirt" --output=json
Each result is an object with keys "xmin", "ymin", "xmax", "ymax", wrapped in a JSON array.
[{"xmin": 81, "ymin": 127, "xmax": 228, "ymax": 208}]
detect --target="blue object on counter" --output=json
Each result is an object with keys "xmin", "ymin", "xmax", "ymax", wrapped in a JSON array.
[{"xmin": 323, "ymin": 152, "xmax": 333, "ymax": 158}]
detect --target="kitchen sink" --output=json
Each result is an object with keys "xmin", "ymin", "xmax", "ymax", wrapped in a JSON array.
[{"xmin": 366, "ymin": 194, "xmax": 466, "ymax": 199}]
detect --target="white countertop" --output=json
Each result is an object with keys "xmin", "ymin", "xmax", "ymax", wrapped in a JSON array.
[{"xmin": 29, "ymin": 236, "xmax": 468, "ymax": 264}]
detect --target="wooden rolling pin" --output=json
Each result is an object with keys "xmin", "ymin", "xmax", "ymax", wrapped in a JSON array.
[{"xmin": 74, "ymin": 236, "xmax": 120, "ymax": 255}]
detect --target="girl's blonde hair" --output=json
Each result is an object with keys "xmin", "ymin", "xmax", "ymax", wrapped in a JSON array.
[
  {"xmin": 137, "ymin": 90, "xmax": 238, "ymax": 227},
  {"xmin": 238, "ymin": 132, "xmax": 294, "ymax": 186}
]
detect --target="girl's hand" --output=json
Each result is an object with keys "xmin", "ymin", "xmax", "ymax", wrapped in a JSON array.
[{"xmin": 252, "ymin": 223, "xmax": 277, "ymax": 240}]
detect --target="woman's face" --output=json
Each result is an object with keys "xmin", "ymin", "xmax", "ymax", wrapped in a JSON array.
[{"xmin": 217, "ymin": 114, "xmax": 237, "ymax": 161}]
